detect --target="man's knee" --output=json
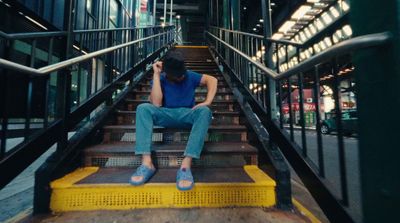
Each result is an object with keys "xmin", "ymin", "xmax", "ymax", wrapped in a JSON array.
[
  {"xmin": 194, "ymin": 106, "xmax": 212, "ymax": 119},
  {"xmin": 136, "ymin": 103, "xmax": 157, "ymax": 114}
]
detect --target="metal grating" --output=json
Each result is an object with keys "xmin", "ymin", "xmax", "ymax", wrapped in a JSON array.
[{"xmin": 90, "ymin": 154, "xmax": 256, "ymax": 168}]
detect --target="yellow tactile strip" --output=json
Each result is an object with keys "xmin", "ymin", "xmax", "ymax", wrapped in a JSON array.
[{"xmin": 50, "ymin": 165, "xmax": 276, "ymax": 211}]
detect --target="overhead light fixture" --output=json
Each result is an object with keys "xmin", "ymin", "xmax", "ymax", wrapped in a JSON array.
[
  {"xmin": 291, "ymin": 5, "xmax": 312, "ymax": 20},
  {"xmin": 176, "ymin": 15, "xmax": 180, "ymax": 19},
  {"xmin": 253, "ymin": 28, "xmax": 257, "ymax": 31},
  {"xmin": 24, "ymin": 16, "xmax": 48, "ymax": 30},
  {"xmin": 259, "ymin": 19, "xmax": 264, "ymax": 23},
  {"xmin": 279, "ymin": 21, "xmax": 296, "ymax": 33},
  {"xmin": 343, "ymin": 25, "xmax": 353, "ymax": 36},
  {"xmin": 272, "ymin": 33, "xmax": 283, "ymax": 40}
]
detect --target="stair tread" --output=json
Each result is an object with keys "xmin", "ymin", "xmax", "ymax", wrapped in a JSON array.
[
  {"xmin": 131, "ymin": 90, "xmax": 233, "ymax": 95},
  {"xmin": 103, "ymin": 124, "xmax": 247, "ymax": 130},
  {"xmin": 85, "ymin": 142, "xmax": 257, "ymax": 154},
  {"xmin": 77, "ymin": 167, "xmax": 255, "ymax": 184},
  {"xmin": 115, "ymin": 110, "xmax": 240, "ymax": 115},
  {"xmin": 125, "ymin": 99, "xmax": 236, "ymax": 103}
]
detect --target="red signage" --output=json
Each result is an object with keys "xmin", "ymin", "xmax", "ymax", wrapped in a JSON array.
[{"xmin": 282, "ymin": 103, "xmax": 316, "ymax": 113}]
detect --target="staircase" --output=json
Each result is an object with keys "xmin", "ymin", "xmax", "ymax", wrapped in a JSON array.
[{"xmin": 49, "ymin": 46, "xmax": 276, "ymax": 212}]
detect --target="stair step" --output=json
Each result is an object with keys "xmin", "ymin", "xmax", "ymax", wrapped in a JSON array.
[
  {"xmin": 185, "ymin": 65, "xmax": 219, "ymax": 69},
  {"xmin": 137, "ymin": 82, "xmax": 228, "ymax": 88},
  {"xmin": 130, "ymin": 91, "xmax": 234, "ymax": 101},
  {"xmin": 84, "ymin": 142, "xmax": 258, "ymax": 168},
  {"xmin": 114, "ymin": 110, "xmax": 242, "ymax": 125},
  {"xmin": 50, "ymin": 166, "xmax": 276, "ymax": 211},
  {"xmin": 104, "ymin": 124, "xmax": 247, "ymax": 131},
  {"xmin": 124, "ymin": 99, "xmax": 240, "ymax": 111},
  {"xmin": 145, "ymin": 75, "xmax": 225, "ymax": 81},
  {"xmin": 103, "ymin": 125, "xmax": 248, "ymax": 143},
  {"xmin": 131, "ymin": 90, "xmax": 233, "ymax": 96}
]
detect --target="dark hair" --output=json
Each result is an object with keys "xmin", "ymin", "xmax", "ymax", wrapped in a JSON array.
[{"xmin": 163, "ymin": 51, "xmax": 186, "ymax": 77}]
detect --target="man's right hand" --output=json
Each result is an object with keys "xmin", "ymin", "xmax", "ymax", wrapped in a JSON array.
[{"xmin": 153, "ymin": 61, "xmax": 163, "ymax": 76}]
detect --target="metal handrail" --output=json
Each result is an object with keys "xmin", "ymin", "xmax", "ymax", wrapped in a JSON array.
[
  {"xmin": 206, "ymin": 32, "xmax": 279, "ymax": 79},
  {"xmin": 207, "ymin": 31, "xmax": 392, "ymax": 80},
  {"xmin": 73, "ymin": 25, "xmax": 173, "ymax": 34},
  {"xmin": 0, "ymin": 31, "xmax": 67, "ymax": 39},
  {"xmin": 0, "ymin": 25, "xmax": 174, "ymax": 39},
  {"xmin": 0, "ymin": 30, "xmax": 172, "ymax": 76},
  {"xmin": 209, "ymin": 26, "xmax": 302, "ymax": 46}
]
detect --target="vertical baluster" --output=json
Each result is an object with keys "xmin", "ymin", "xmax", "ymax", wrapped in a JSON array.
[
  {"xmin": 25, "ymin": 39, "xmax": 37, "ymax": 140},
  {"xmin": 313, "ymin": 65, "xmax": 325, "ymax": 177},
  {"xmin": 298, "ymin": 72, "xmax": 307, "ymax": 156},
  {"xmin": 332, "ymin": 58, "xmax": 348, "ymax": 205},
  {"xmin": 44, "ymin": 38, "xmax": 54, "ymax": 128},
  {"xmin": 287, "ymin": 77, "xmax": 294, "ymax": 141},
  {"xmin": 278, "ymin": 80, "xmax": 284, "ymax": 129}
]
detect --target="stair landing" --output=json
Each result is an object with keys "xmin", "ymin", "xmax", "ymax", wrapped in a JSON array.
[{"xmin": 50, "ymin": 165, "xmax": 276, "ymax": 212}]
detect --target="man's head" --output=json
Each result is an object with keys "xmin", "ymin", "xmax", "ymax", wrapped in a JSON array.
[{"xmin": 163, "ymin": 51, "xmax": 186, "ymax": 83}]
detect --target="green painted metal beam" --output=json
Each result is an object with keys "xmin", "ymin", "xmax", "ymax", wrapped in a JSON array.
[
  {"xmin": 350, "ymin": 0, "xmax": 400, "ymax": 222},
  {"xmin": 223, "ymin": 0, "xmax": 229, "ymax": 28}
]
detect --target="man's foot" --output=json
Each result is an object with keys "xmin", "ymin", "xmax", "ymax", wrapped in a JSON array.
[
  {"xmin": 129, "ymin": 164, "xmax": 156, "ymax": 185},
  {"xmin": 176, "ymin": 168, "xmax": 194, "ymax": 191}
]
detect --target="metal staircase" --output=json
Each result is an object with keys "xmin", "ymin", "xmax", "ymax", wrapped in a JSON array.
[{"xmin": 48, "ymin": 46, "xmax": 277, "ymax": 211}]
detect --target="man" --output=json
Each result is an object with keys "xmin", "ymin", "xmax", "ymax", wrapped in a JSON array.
[{"xmin": 129, "ymin": 50, "xmax": 218, "ymax": 191}]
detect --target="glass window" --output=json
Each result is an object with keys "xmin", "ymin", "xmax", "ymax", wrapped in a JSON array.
[
  {"xmin": 109, "ymin": 0, "xmax": 120, "ymax": 27},
  {"xmin": 86, "ymin": 0, "xmax": 97, "ymax": 16}
]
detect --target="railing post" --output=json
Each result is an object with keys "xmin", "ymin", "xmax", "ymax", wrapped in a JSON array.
[
  {"xmin": 261, "ymin": 0, "xmax": 292, "ymax": 210},
  {"xmin": 350, "ymin": 0, "xmax": 400, "ymax": 221},
  {"xmin": 34, "ymin": 0, "xmax": 75, "ymax": 214},
  {"xmin": 261, "ymin": 0, "xmax": 277, "ymax": 121}
]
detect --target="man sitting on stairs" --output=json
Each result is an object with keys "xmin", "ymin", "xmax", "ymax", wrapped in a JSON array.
[{"xmin": 129, "ymin": 50, "xmax": 218, "ymax": 191}]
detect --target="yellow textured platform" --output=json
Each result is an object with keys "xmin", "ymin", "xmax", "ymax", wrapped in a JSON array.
[{"xmin": 50, "ymin": 165, "xmax": 276, "ymax": 211}]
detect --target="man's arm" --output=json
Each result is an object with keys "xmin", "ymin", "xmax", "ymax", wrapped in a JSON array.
[
  {"xmin": 149, "ymin": 61, "xmax": 163, "ymax": 107},
  {"xmin": 192, "ymin": 74, "xmax": 218, "ymax": 109}
]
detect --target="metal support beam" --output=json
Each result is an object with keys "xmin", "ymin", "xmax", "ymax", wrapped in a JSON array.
[
  {"xmin": 223, "ymin": 0, "xmax": 229, "ymax": 29},
  {"xmin": 261, "ymin": 0, "xmax": 277, "ymax": 121},
  {"xmin": 169, "ymin": 0, "xmax": 173, "ymax": 25},
  {"xmin": 230, "ymin": 0, "xmax": 240, "ymax": 30},
  {"xmin": 350, "ymin": 0, "xmax": 400, "ymax": 222},
  {"xmin": 153, "ymin": 0, "xmax": 157, "ymax": 25},
  {"xmin": 163, "ymin": 0, "xmax": 167, "ymax": 25}
]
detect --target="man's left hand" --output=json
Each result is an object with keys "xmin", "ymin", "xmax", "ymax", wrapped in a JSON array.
[{"xmin": 192, "ymin": 102, "xmax": 211, "ymax": 110}]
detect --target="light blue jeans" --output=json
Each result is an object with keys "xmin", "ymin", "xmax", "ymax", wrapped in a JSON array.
[{"xmin": 134, "ymin": 103, "xmax": 212, "ymax": 159}]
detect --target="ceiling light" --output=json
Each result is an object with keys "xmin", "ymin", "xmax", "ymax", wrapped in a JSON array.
[
  {"xmin": 291, "ymin": 6, "xmax": 312, "ymax": 20},
  {"xmin": 279, "ymin": 21, "xmax": 296, "ymax": 33}
]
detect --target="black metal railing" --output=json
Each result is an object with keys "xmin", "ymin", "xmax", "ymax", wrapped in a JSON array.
[
  {"xmin": 206, "ymin": 27, "xmax": 391, "ymax": 222},
  {"xmin": 0, "ymin": 25, "xmax": 175, "ymax": 189}
]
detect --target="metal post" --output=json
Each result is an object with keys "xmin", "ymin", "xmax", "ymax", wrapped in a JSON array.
[
  {"xmin": 153, "ymin": 0, "xmax": 157, "ymax": 25},
  {"xmin": 163, "ymin": 0, "xmax": 167, "ymax": 26},
  {"xmin": 34, "ymin": 0, "xmax": 75, "ymax": 214},
  {"xmin": 350, "ymin": 1, "xmax": 399, "ymax": 221},
  {"xmin": 223, "ymin": 0, "xmax": 229, "ymax": 29},
  {"xmin": 169, "ymin": 0, "xmax": 173, "ymax": 25},
  {"xmin": 261, "ymin": 0, "xmax": 276, "ymax": 121},
  {"xmin": 230, "ymin": 0, "xmax": 240, "ymax": 30}
]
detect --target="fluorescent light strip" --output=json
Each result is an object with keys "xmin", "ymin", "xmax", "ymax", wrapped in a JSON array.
[{"xmin": 24, "ymin": 16, "xmax": 48, "ymax": 30}]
